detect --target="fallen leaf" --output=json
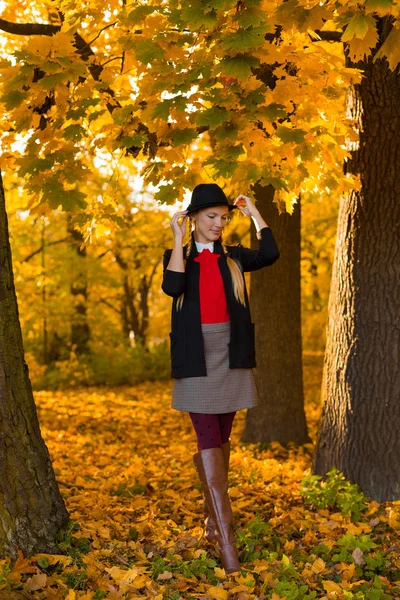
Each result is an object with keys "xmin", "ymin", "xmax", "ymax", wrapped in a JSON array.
[
  {"xmin": 352, "ymin": 548, "xmax": 365, "ymax": 565},
  {"xmin": 31, "ymin": 553, "xmax": 73, "ymax": 568},
  {"xmin": 214, "ymin": 567, "xmax": 226, "ymax": 580},
  {"xmin": 25, "ymin": 573, "xmax": 47, "ymax": 592},
  {"xmin": 156, "ymin": 571, "xmax": 173, "ymax": 581},
  {"xmin": 322, "ymin": 579, "xmax": 344, "ymax": 596},
  {"xmin": 311, "ymin": 557, "xmax": 326, "ymax": 574},
  {"xmin": 207, "ymin": 585, "xmax": 229, "ymax": 600}
]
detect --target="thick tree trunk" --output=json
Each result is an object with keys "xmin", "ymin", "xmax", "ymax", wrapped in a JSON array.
[
  {"xmin": 241, "ymin": 183, "xmax": 310, "ymax": 444},
  {"xmin": 0, "ymin": 172, "xmax": 69, "ymax": 558},
  {"xmin": 313, "ymin": 39, "xmax": 400, "ymax": 500}
]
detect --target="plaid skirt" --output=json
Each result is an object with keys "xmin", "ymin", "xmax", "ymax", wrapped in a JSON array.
[{"xmin": 171, "ymin": 321, "xmax": 259, "ymax": 414}]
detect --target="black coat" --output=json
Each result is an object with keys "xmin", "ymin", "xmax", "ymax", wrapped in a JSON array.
[{"xmin": 162, "ymin": 226, "xmax": 280, "ymax": 378}]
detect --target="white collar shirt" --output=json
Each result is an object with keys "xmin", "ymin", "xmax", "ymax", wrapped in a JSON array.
[{"xmin": 194, "ymin": 240, "xmax": 214, "ymax": 253}]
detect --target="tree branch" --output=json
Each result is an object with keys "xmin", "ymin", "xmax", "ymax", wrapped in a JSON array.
[
  {"xmin": 100, "ymin": 56, "xmax": 124, "ymax": 68},
  {"xmin": 0, "ymin": 18, "xmax": 60, "ymax": 36},
  {"xmin": 312, "ymin": 30, "xmax": 342, "ymax": 42},
  {"xmin": 87, "ymin": 22, "xmax": 118, "ymax": 47},
  {"xmin": 21, "ymin": 236, "xmax": 70, "ymax": 262},
  {"xmin": 99, "ymin": 297, "xmax": 122, "ymax": 315}
]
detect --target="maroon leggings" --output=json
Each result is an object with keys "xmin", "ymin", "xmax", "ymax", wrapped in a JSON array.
[{"xmin": 189, "ymin": 411, "xmax": 236, "ymax": 451}]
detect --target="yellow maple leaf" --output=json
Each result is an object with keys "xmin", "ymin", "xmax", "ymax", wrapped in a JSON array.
[
  {"xmin": 375, "ymin": 25, "xmax": 400, "ymax": 70},
  {"xmin": 346, "ymin": 25, "xmax": 379, "ymax": 61},
  {"xmin": 214, "ymin": 567, "xmax": 227, "ymax": 580},
  {"xmin": 26, "ymin": 31, "xmax": 76, "ymax": 60}
]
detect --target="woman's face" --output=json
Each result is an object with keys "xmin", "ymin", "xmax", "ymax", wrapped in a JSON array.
[{"xmin": 192, "ymin": 206, "xmax": 229, "ymax": 244}]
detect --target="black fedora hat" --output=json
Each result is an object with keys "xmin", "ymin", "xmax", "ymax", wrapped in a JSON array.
[{"xmin": 185, "ymin": 183, "xmax": 238, "ymax": 214}]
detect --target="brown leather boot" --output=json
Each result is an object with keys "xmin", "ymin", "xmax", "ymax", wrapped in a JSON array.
[
  {"xmin": 202, "ymin": 441, "xmax": 231, "ymax": 541},
  {"xmin": 193, "ymin": 446, "xmax": 240, "ymax": 574}
]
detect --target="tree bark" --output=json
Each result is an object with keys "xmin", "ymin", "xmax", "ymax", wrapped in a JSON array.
[
  {"xmin": 242, "ymin": 183, "xmax": 310, "ymax": 445},
  {"xmin": 313, "ymin": 27, "xmax": 400, "ymax": 500},
  {"xmin": 0, "ymin": 171, "xmax": 69, "ymax": 558}
]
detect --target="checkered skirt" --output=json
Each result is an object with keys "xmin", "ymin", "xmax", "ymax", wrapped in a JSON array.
[{"xmin": 171, "ymin": 321, "xmax": 259, "ymax": 414}]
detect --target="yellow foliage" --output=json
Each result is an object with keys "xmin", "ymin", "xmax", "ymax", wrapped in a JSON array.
[{"xmin": 0, "ymin": 0, "xmax": 380, "ymax": 214}]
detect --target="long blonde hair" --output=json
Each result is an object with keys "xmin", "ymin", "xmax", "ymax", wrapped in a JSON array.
[{"xmin": 175, "ymin": 214, "xmax": 246, "ymax": 311}]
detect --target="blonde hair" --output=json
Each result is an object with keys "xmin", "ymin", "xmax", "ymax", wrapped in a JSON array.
[{"xmin": 175, "ymin": 213, "xmax": 246, "ymax": 311}]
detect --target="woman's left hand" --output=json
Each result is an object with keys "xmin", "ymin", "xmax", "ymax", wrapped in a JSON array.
[{"xmin": 233, "ymin": 194, "xmax": 258, "ymax": 217}]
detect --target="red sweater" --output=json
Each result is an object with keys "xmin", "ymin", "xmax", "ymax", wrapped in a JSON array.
[{"xmin": 194, "ymin": 249, "xmax": 230, "ymax": 324}]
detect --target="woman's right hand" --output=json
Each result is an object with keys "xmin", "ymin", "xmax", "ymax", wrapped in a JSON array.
[{"xmin": 170, "ymin": 210, "xmax": 189, "ymax": 239}]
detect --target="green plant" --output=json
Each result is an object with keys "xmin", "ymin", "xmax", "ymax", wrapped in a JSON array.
[
  {"xmin": 55, "ymin": 519, "xmax": 91, "ymax": 559},
  {"xmin": 331, "ymin": 534, "xmax": 377, "ymax": 563},
  {"xmin": 63, "ymin": 570, "xmax": 89, "ymax": 590},
  {"xmin": 271, "ymin": 579, "xmax": 317, "ymax": 599},
  {"xmin": 300, "ymin": 467, "xmax": 368, "ymax": 520},
  {"xmin": 0, "ymin": 562, "xmax": 12, "ymax": 593},
  {"xmin": 110, "ymin": 482, "xmax": 147, "ymax": 497},
  {"xmin": 32, "ymin": 341, "xmax": 171, "ymax": 390},
  {"xmin": 150, "ymin": 552, "xmax": 219, "ymax": 583},
  {"xmin": 151, "ymin": 555, "xmax": 169, "ymax": 580},
  {"xmin": 343, "ymin": 575, "xmax": 393, "ymax": 599},
  {"xmin": 236, "ymin": 514, "xmax": 277, "ymax": 561},
  {"xmin": 175, "ymin": 553, "xmax": 218, "ymax": 581}
]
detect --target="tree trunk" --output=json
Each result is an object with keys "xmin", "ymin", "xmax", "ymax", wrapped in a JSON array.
[
  {"xmin": 242, "ymin": 183, "xmax": 310, "ymax": 445},
  {"xmin": 67, "ymin": 216, "xmax": 90, "ymax": 355},
  {"xmin": 116, "ymin": 252, "xmax": 151, "ymax": 348},
  {"xmin": 313, "ymin": 28, "xmax": 400, "ymax": 500},
  {"xmin": 0, "ymin": 171, "xmax": 69, "ymax": 558}
]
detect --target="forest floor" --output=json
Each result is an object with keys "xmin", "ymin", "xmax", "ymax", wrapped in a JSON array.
[{"xmin": 1, "ymin": 355, "xmax": 399, "ymax": 600}]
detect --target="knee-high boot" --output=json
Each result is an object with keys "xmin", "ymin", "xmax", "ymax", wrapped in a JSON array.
[
  {"xmin": 193, "ymin": 446, "xmax": 240, "ymax": 574},
  {"xmin": 202, "ymin": 441, "xmax": 230, "ymax": 541}
]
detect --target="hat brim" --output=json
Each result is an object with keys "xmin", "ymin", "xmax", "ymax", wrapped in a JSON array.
[{"xmin": 186, "ymin": 203, "xmax": 239, "ymax": 214}]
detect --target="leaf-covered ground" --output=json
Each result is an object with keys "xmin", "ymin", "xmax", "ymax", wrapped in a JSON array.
[{"xmin": 1, "ymin": 357, "xmax": 400, "ymax": 599}]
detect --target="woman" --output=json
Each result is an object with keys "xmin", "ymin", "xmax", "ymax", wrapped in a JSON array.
[{"xmin": 161, "ymin": 183, "xmax": 280, "ymax": 574}]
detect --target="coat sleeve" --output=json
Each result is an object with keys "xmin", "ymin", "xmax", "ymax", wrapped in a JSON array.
[
  {"xmin": 161, "ymin": 249, "xmax": 186, "ymax": 298},
  {"xmin": 236, "ymin": 226, "xmax": 280, "ymax": 272}
]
